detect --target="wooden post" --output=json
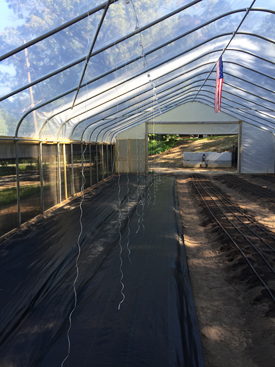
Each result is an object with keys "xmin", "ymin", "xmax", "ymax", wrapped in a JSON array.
[
  {"xmin": 57, "ymin": 143, "xmax": 62, "ymax": 203},
  {"xmin": 15, "ymin": 141, "xmax": 21, "ymax": 227},
  {"xmin": 71, "ymin": 143, "xmax": 75, "ymax": 196},
  {"xmin": 237, "ymin": 121, "xmax": 242, "ymax": 175},
  {"xmin": 39, "ymin": 142, "xmax": 44, "ymax": 213},
  {"xmin": 63, "ymin": 144, "xmax": 68, "ymax": 200},
  {"xmin": 145, "ymin": 122, "xmax": 148, "ymax": 174}
]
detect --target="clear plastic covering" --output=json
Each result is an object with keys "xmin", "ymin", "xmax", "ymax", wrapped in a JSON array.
[
  {"xmin": 90, "ymin": 143, "xmax": 97, "ymax": 184},
  {"xmin": 73, "ymin": 144, "xmax": 82, "ymax": 193},
  {"xmin": 42, "ymin": 144, "xmax": 59, "ymax": 211},
  {"xmin": 18, "ymin": 143, "xmax": 41, "ymax": 224},
  {"xmin": 0, "ymin": 142, "xmax": 17, "ymax": 236},
  {"xmin": 0, "ymin": 0, "xmax": 275, "ymax": 141},
  {"xmin": 0, "ymin": 1, "xmax": 105, "ymax": 55}
]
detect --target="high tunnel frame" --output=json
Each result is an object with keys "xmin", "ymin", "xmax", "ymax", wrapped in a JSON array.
[
  {"xmin": 0, "ymin": 139, "xmax": 115, "ymax": 232},
  {"xmin": 1, "ymin": 1, "xmax": 275, "ymax": 144},
  {"xmin": 1, "ymin": 0, "xmax": 275, "ymax": 236}
]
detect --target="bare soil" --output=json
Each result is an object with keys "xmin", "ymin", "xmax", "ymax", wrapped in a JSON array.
[
  {"xmin": 153, "ymin": 142, "xmax": 275, "ymax": 366},
  {"xmin": 148, "ymin": 137, "xmax": 237, "ymax": 173},
  {"xmin": 177, "ymin": 175, "xmax": 275, "ymax": 367}
]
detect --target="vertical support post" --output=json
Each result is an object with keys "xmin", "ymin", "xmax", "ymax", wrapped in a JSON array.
[
  {"xmin": 63, "ymin": 144, "xmax": 68, "ymax": 200},
  {"xmin": 145, "ymin": 122, "xmax": 148, "ymax": 174},
  {"xmin": 101, "ymin": 144, "xmax": 104, "ymax": 180},
  {"xmin": 39, "ymin": 142, "xmax": 44, "ymax": 214},
  {"xmin": 15, "ymin": 140, "xmax": 21, "ymax": 228},
  {"xmin": 110, "ymin": 144, "xmax": 113, "ymax": 173},
  {"xmin": 128, "ymin": 140, "xmax": 131, "ymax": 173},
  {"xmin": 71, "ymin": 143, "xmax": 75, "ymax": 196},
  {"xmin": 57, "ymin": 142, "xmax": 62, "ymax": 203},
  {"xmin": 106, "ymin": 144, "xmax": 109, "ymax": 177},
  {"xmin": 24, "ymin": 41, "xmax": 38, "ymax": 136},
  {"xmin": 237, "ymin": 121, "xmax": 242, "ymax": 175},
  {"xmin": 96, "ymin": 143, "xmax": 99, "ymax": 183},
  {"xmin": 113, "ymin": 144, "xmax": 116, "ymax": 174},
  {"xmin": 89, "ymin": 143, "xmax": 92, "ymax": 186}
]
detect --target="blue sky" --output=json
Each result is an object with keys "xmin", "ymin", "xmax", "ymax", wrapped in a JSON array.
[{"xmin": 0, "ymin": 0, "xmax": 24, "ymax": 32}]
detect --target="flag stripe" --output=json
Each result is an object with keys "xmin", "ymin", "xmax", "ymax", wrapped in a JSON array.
[{"xmin": 215, "ymin": 57, "xmax": 223, "ymax": 113}]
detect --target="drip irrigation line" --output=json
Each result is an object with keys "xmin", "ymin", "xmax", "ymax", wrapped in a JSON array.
[
  {"xmin": 61, "ymin": 143, "xmax": 88, "ymax": 366},
  {"xmin": 193, "ymin": 174, "xmax": 275, "ymax": 274},
  {"xmin": 211, "ymin": 177, "xmax": 275, "ymax": 241},
  {"xmin": 199, "ymin": 175, "xmax": 275, "ymax": 252},
  {"xmin": 217, "ymin": 175, "xmax": 275, "ymax": 201},
  {"xmin": 117, "ymin": 140, "xmax": 125, "ymax": 310},
  {"xmin": 191, "ymin": 174, "xmax": 275, "ymax": 302}
]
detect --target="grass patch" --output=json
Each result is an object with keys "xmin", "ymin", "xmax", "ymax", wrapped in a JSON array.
[
  {"xmin": 0, "ymin": 164, "xmax": 38, "ymax": 177},
  {"xmin": 0, "ymin": 185, "xmax": 43, "ymax": 207},
  {"xmin": 148, "ymin": 134, "xmax": 180, "ymax": 155},
  {"xmin": 185, "ymin": 135, "xmax": 238, "ymax": 152},
  {"xmin": 148, "ymin": 134, "xmax": 238, "ymax": 156},
  {"xmin": 0, "ymin": 166, "xmax": 16, "ymax": 177}
]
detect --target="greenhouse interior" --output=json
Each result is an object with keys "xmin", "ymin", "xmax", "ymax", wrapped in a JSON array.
[{"xmin": 1, "ymin": 0, "xmax": 275, "ymax": 366}]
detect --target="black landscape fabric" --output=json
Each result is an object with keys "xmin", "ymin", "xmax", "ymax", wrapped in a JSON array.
[{"xmin": 0, "ymin": 175, "xmax": 204, "ymax": 367}]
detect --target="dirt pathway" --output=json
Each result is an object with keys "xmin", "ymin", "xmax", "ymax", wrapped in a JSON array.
[{"xmin": 177, "ymin": 175, "xmax": 275, "ymax": 367}]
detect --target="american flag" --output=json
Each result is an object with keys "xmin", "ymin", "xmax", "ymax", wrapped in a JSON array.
[{"xmin": 215, "ymin": 57, "xmax": 223, "ymax": 113}]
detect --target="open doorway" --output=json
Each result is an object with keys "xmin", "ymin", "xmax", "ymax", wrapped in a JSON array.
[{"xmin": 148, "ymin": 134, "xmax": 238, "ymax": 173}]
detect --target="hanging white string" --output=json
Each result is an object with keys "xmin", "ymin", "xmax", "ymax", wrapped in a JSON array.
[
  {"xmin": 127, "ymin": 0, "xmax": 163, "ymax": 209},
  {"xmin": 61, "ymin": 142, "xmax": 88, "ymax": 367},
  {"xmin": 137, "ymin": 138, "xmax": 145, "ymax": 233},
  {"xmin": 135, "ymin": 139, "xmax": 143, "ymax": 234},
  {"xmin": 125, "ymin": 134, "xmax": 132, "ymax": 263},
  {"xmin": 117, "ymin": 139, "xmax": 125, "ymax": 310},
  {"xmin": 152, "ymin": 99, "xmax": 158, "ymax": 205}
]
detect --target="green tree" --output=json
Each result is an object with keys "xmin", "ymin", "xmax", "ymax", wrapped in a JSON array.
[
  {"xmin": 0, "ymin": 108, "xmax": 17, "ymax": 136},
  {"xmin": 0, "ymin": 0, "xmax": 236, "ymax": 139}
]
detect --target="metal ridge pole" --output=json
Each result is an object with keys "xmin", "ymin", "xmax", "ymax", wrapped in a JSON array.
[
  {"xmin": 193, "ymin": 0, "xmax": 257, "ymax": 101},
  {"xmin": 71, "ymin": 0, "xmax": 112, "ymax": 109},
  {"xmin": 0, "ymin": 0, "xmax": 202, "ymax": 103},
  {"xmin": 71, "ymin": 143, "xmax": 75, "ymax": 196},
  {"xmin": 91, "ymin": 82, "xmax": 275, "ymax": 142},
  {"xmin": 3, "ymin": 27, "xmax": 274, "ymax": 104},
  {"xmin": 44, "ymin": 33, "xmax": 275, "ymax": 139},
  {"xmin": 68, "ymin": 46, "xmax": 275, "ymax": 141},
  {"xmin": 16, "ymin": 26, "xmax": 275, "ymax": 138},
  {"xmin": 98, "ymin": 94, "xmax": 201, "ymax": 142},
  {"xmin": 0, "ymin": 1, "xmax": 117, "ymax": 62},
  {"xmin": 103, "ymin": 102, "xmax": 181, "ymax": 142}
]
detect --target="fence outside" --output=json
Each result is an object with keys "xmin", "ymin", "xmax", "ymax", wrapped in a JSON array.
[{"xmin": 0, "ymin": 141, "xmax": 114, "ymax": 237}]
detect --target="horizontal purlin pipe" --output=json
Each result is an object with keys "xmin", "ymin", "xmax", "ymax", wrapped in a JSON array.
[
  {"xmin": 107, "ymin": 98, "xmax": 195, "ymax": 142},
  {"xmin": 101, "ymin": 94, "xmax": 195, "ymax": 142},
  {"xmin": 15, "ymin": 22, "xmax": 275, "ymax": 137},
  {"xmin": 0, "ymin": 0, "xmax": 201, "ymax": 103},
  {"xmin": 108, "ymin": 86, "xmax": 267, "ymax": 138},
  {"xmin": 195, "ymin": 95, "xmax": 273, "ymax": 127},
  {"xmin": 16, "ymin": 31, "xmax": 275, "ymax": 138},
  {"xmin": 76, "ymin": 76, "xmax": 208, "ymax": 140},
  {"xmin": 87, "ymin": 83, "xmax": 247, "ymax": 142},
  {"xmin": 194, "ymin": 94, "xmax": 275, "ymax": 131},
  {"xmin": 55, "ymin": 43, "xmax": 275, "ymax": 142},
  {"xmin": 193, "ymin": 0, "xmax": 257, "ymax": 101},
  {"xmin": 71, "ymin": 0, "xmax": 112, "ymax": 109},
  {"xmin": 0, "ymin": 1, "xmax": 117, "ymax": 62},
  {"xmin": 76, "ymin": 50, "xmax": 275, "ymax": 140},
  {"xmin": 79, "ymin": 83, "xmax": 203, "ymax": 141},
  {"xmin": 85, "ymin": 81, "xmax": 275, "ymax": 142}
]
